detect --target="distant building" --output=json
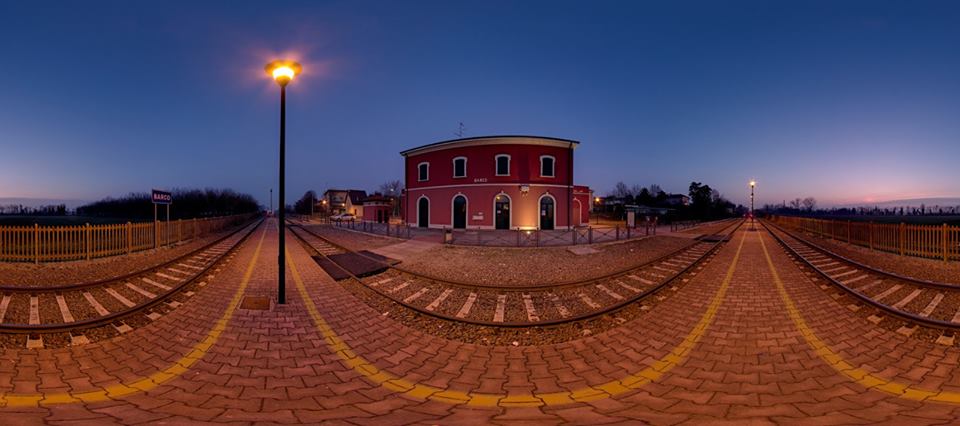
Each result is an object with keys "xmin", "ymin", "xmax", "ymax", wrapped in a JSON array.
[
  {"xmin": 665, "ymin": 194, "xmax": 690, "ymax": 206},
  {"xmin": 362, "ymin": 195, "xmax": 392, "ymax": 223},
  {"xmin": 400, "ymin": 135, "xmax": 591, "ymax": 230},
  {"xmin": 323, "ymin": 189, "xmax": 367, "ymax": 215}
]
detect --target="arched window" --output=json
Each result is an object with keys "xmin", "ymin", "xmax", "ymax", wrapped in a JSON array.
[
  {"xmin": 540, "ymin": 155, "xmax": 555, "ymax": 178},
  {"xmin": 418, "ymin": 162, "xmax": 429, "ymax": 181},
  {"xmin": 495, "ymin": 154, "xmax": 510, "ymax": 176},
  {"xmin": 453, "ymin": 157, "xmax": 467, "ymax": 178}
]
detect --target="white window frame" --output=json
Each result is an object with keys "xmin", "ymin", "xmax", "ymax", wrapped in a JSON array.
[
  {"xmin": 540, "ymin": 155, "xmax": 556, "ymax": 178},
  {"xmin": 452, "ymin": 156, "xmax": 468, "ymax": 178},
  {"xmin": 418, "ymin": 162, "xmax": 429, "ymax": 182},
  {"xmin": 495, "ymin": 154, "xmax": 511, "ymax": 176}
]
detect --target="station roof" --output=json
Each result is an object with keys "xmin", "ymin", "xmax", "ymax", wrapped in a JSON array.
[{"xmin": 400, "ymin": 135, "xmax": 580, "ymax": 157}]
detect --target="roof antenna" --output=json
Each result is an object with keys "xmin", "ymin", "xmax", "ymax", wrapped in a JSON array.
[{"xmin": 454, "ymin": 122, "xmax": 466, "ymax": 138}]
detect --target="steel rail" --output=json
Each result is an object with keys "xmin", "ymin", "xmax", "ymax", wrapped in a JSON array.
[
  {"xmin": 0, "ymin": 216, "xmax": 262, "ymax": 292},
  {"xmin": 763, "ymin": 220, "xmax": 960, "ymax": 290},
  {"xmin": 761, "ymin": 219, "xmax": 960, "ymax": 331},
  {"xmin": 289, "ymin": 221, "xmax": 734, "ymax": 292},
  {"xmin": 289, "ymin": 219, "xmax": 743, "ymax": 328},
  {"xmin": 0, "ymin": 219, "xmax": 264, "ymax": 333}
]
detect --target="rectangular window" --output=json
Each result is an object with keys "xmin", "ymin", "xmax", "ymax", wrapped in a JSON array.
[
  {"xmin": 418, "ymin": 163, "xmax": 429, "ymax": 181},
  {"xmin": 540, "ymin": 156, "xmax": 555, "ymax": 177},
  {"xmin": 453, "ymin": 157, "xmax": 466, "ymax": 178},
  {"xmin": 496, "ymin": 155, "xmax": 509, "ymax": 176}
]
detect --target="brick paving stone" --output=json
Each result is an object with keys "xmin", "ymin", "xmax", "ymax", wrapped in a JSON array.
[{"xmin": 6, "ymin": 221, "xmax": 960, "ymax": 423}]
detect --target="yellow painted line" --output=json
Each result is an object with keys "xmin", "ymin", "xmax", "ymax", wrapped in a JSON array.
[
  {"xmin": 758, "ymin": 230, "xmax": 960, "ymax": 403},
  {"xmin": 0, "ymin": 223, "xmax": 268, "ymax": 408},
  {"xmin": 287, "ymin": 230, "xmax": 748, "ymax": 407}
]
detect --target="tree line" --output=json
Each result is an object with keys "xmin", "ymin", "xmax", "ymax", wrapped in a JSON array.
[
  {"xmin": 761, "ymin": 200, "xmax": 960, "ymax": 217},
  {"xmin": 0, "ymin": 204, "xmax": 68, "ymax": 216},
  {"xmin": 76, "ymin": 189, "xmax": 260, "ymax": 219},
  {"xmin": 603, "ymin": 181, "xmax": 744, "ymax": 221}
]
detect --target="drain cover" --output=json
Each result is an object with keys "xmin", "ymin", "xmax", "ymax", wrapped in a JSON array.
[{"xmin": 240, "ymin": 296, "xmax": 271, "ymax": 310}]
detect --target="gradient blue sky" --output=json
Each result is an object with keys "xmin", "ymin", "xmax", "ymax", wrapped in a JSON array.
[{"xmin": 1, "ymin": 0, "xmax": 958, "ymax": 208}]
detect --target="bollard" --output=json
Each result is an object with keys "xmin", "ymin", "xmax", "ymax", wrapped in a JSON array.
[{"xmin": 588, "ymin": 227, "xmax": 593, "ymax": 244}]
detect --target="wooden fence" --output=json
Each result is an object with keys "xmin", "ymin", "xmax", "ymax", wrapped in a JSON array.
[
  {"xmin": 771, "ymin": 216, "xmax": 960, "ymax": 262},
  {"xmin": 0, "ymin": 214, "xmax": 255, "ymax": 263}
]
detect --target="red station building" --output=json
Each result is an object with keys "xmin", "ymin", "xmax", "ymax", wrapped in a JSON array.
[{"xmin": 401, "ymin": 136, "xmax": 591, "ymax": 230}]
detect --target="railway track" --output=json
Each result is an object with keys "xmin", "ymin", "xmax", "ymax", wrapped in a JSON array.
[
  {"xmin": 289, "ymin": 219, "xmax": 743, "ymax": 327},
  {"xmin": 0, "ymin": 218, "xmax": 262, "ymax": 347},
  {"xmin": 763, "ymin": 219, "xmax": 960, "ymax": 336}
]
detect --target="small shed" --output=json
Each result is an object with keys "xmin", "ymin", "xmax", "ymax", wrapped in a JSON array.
[{"xmin": 362, "ymin": 196, "xmax": 392, "ymax": 223}]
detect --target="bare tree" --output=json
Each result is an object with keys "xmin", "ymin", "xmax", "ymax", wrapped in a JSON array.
[
  {"xmin": 612, "ymin": 181, "xmax": 631, "ymax": 198},
  {"xmin": 802, "ymin": 197, "xmax": 817, "ymax": 212},
  {"xmin": 789, "ymin": 198, "xmax": 802, "ymax": 210},
  {"xmin": 648, "ymin": 184, "xmax": 662, "ymax": 195},
  {"xmin": 377, "ymin": 180, "xmax": 403, "ymax": 196}
]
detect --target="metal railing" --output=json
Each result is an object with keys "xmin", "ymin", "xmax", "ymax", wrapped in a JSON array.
[
  {"xmin": 771, "ymin": 216, "xmax": 960, "ymax": 262},
  {"xmin": 323, "ymin": 217, "xmax": 660, "ymax": 247},
  {"xmin": 0, "ymin": 213, "xmax": 257, "ymax": 263}
]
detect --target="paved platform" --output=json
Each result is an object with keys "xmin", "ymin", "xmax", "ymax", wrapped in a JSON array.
[
  {"xmin": 369, "ymin": 240, "xmax": 438, "ymax": 262},
  {"xmin": 4, "ymin": 220, "xmax": 960, "ymax": 423}
]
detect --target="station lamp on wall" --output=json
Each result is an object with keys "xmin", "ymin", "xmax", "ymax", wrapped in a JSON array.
[{"xmin": 265, "ymin": 59, "xmax": 302, "ymax": 305}]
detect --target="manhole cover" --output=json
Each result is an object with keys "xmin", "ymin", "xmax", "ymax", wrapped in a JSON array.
[{"xmin": 240, "ymin": 296, "xmax": 271, "ymax": 310}]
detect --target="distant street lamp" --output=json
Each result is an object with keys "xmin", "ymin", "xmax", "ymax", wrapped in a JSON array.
[
  {"xmin": 265, "ymin": 60, "xmax": 302, "ymax": 305},
  {"xmin": 749, "ymin": 180, "xmax": 756, "ymax": 220}
]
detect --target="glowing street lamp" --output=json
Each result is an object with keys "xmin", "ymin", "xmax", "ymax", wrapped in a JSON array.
[
  {"xmin": 749, "ymin": 180, "xmax": 756, "ymax": 219},
  {"xmin": 265, "ymin": 60, "xmax": 302, "ymax": 305}
]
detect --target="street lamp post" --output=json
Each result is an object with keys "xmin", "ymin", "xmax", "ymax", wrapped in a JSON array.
[
  {"xmin": 749, "ymin": 180, "xmax": 756, "ymax": 221},
  {"xmin": 270, "ymin": 188, "xmax": 273, "ymax": 214},
  {"xmin": 265, "ymin": 60, "xmax": 302, "ymax": 305}
]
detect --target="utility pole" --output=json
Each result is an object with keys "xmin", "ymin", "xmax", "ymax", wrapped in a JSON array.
[
  {"xmin": 454, "ymin": 122, "xmax": 466, "ymax": 138},
  {"xmin": 270, "ymin": 188, "xmax": 273, "ymax": 214}
]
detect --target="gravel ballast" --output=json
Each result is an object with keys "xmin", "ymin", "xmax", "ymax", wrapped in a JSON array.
[
  {"xmin": 792, "ymin": 230, "xmax": 960, "ymax": 284},
  {"xmin": 399, "ymin": 236, "xmax": 694, "ymax": 286}
]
